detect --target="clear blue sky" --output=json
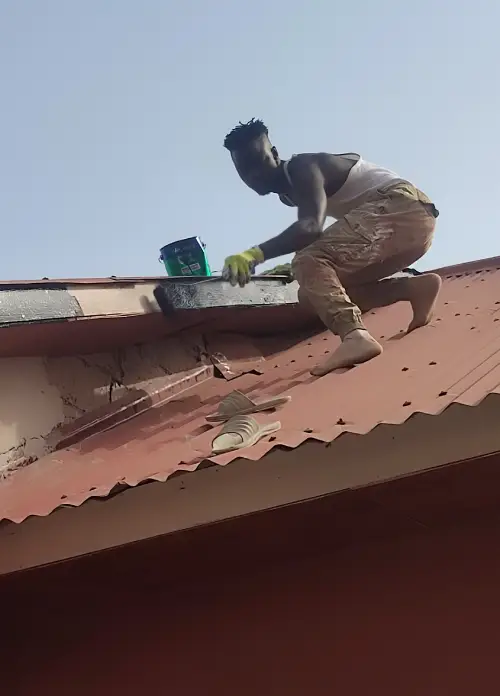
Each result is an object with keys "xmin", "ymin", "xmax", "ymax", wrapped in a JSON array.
[{"xmin": 0, "ymin": 0, "xmax": 497, "ymax": 280}]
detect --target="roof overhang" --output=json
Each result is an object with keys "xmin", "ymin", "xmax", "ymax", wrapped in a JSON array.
[
  {"xmin": 0, "ymin": 275, "xmax": 309, "ymax": 357},
  {"xmin": 1, "ymin": 257, "xmax": 495, "ymax": 357},
  {"xmin": 1, "ymin": 392, "xmax": 499, "ymax": 576}
]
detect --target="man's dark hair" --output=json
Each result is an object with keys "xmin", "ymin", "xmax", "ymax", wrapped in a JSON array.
[{"xmin": 223, "ymin": 118, "xmax": 268, "ymax": 151}]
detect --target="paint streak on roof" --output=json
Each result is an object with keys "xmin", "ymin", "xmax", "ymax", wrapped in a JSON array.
[{"xmin": 2, "ymin": 260, "xmax": 500, "ymax": 523}]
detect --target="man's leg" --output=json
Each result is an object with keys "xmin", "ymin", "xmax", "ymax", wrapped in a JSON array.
[
  {"xmin": 292, "ymin": 245, "xmax": 384, "ymax": 376},
  {"xmin": 292, "ymin": 186, "xmax": 437, "ymax": 376},
  {"xmin": 298, "ymin": 271, "xmax": 442, "ymax": 333},
  {"xmin": 348, "ymin": 275, "xmax": 442, "ymax": 331},
  {"xmin": 341, "ymin": 252, "xmax": 442, "ymax": 332}
]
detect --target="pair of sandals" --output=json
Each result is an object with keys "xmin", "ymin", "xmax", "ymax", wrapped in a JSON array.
[{"xmin": 208, "ymin": 390, "xmax": 291, "ymax": 455}]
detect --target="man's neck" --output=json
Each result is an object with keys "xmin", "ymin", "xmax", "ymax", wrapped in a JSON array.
[{"xmin": 269, "ymin": 161, "xmax": 291, "ymax": 195}]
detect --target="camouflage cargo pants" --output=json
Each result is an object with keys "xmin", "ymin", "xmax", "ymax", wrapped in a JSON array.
[{"xmin": 291, "ymin": 183, "xmax": 438, "ymax": 338}]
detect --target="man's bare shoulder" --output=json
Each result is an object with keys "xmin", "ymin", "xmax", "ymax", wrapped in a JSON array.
[
  {"xmin": 288, "ymin": 152, "xmax": 360, "ymax": 171},
  {"xmin": 287, "ymin": 153, "xmax": 360, "ymax": 191}
]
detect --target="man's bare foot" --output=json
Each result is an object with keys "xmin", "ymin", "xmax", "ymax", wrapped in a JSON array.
[
  {"xmin": 407, "ymin": 273, "xmax": 442, "ymax": 333},
  {"xmin": 311, "ymin": 329, "xmax": 383, "ymax": 377}
]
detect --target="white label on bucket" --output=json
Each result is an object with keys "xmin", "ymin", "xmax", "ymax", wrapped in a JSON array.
[
  {"xmin": 189, "ymin": 263, "xmax": 201, "ymax": 271},
  {"xmin": 180, "ymin": 266, "xmax": 191, "ymax": 275}
]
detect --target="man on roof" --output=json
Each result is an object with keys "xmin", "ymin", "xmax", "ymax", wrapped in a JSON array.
[{"xmin": 222, "ymin": 119, "xmax": 442, "ymax": 377}]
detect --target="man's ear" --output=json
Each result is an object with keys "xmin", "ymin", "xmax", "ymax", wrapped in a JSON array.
[{"xmin": 271, "ymin": 146, "xmax": 279, "ymax": 163}]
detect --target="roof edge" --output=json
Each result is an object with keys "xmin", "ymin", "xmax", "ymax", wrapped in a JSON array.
[
  {"xmin": 1, "ymin": 396, "xmax": 499, "ymax": 574},
  {"xmin": 432, "ymin": 255, "xmax": 500, "ymax": 277},
  {"xmin": 0, "ymin": 254, "xmax": 497, "ymax": 358},
  {"xmin": 1, "ymin": 254, "xmax": 499, "ymax": 289},
  {"xmin": 0, "ymin": 276, "xmax": 171, "ymax": 289}
]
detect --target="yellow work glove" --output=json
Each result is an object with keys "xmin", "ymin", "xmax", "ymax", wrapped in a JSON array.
[{"xmin": 222, "ymin": 247, "xmax": 265, "ymax": 287}]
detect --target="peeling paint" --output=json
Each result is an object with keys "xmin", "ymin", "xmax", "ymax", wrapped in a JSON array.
[{"xmin": 0, "ymin": 331, "xmax": 207, "ymax": 473}]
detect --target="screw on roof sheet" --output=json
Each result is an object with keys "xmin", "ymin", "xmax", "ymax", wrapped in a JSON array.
[
  {"xmin": 429, "ymin": 361, "xmax": 437, "ymax": 365},
  {"xmin": 470, "ymin": 326, "xmax": 476, "ymax": 330},
  {"xmin": 380, "ymin": 335, "xmax": 385, "ymax": 339},
  {"xmin": 402, "ymin": 401, "xmax": 412, "ymax": 407},
  {"xmin": 495, "ymin": 319, "xmax": 499, "ymax": 323},
  {"xmin": 496, "ymin": 302, "xmax": 500, "ymax": 305},
  {"xmin": 444, "ymin": 302, "xmax": 448, "ymax": 305},
  {"xmin": 308, "ymin": 354, "xmax": 313, "ymax": 358},
  {"xmin": 269, "ymin": 436, "xmax": 277, "ymax": 442},
  {"xmin": 402, "ymin": 367, "xmax": 409, "ymax": 371},
  {"xmin": 336, "ymin": 418, "xmax": 346, "ymax": 425},
  {"xmin": 61, "ymin": 494, "xmax": 67, "ymax": 500},
  {"xmin": 438, "ymin": 391, "xmax": 448, "ymax": 397},
  {"xmin": 304, "ymin": 428, "xmax": 314, "ymax": 433},
  {"xmin": 455, "ymin": 313, "xmax": 461, "ymax": 316},
  {"xmin": 89, "ymin": 486, "xmax": 97, "ymax": 491}
]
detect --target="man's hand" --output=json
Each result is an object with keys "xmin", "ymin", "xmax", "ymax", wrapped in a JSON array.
[{"xmin": 222, "ymin": 247, "xmax": 265, "ymax": 287}]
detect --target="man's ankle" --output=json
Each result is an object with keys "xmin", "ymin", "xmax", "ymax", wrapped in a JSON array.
[{"xmin": 342, "ymin": 327, "xmax": 369, "ymax": 341}]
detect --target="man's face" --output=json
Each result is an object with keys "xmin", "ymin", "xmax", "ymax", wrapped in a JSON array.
[{"xmin": 230, "ymin": 138, "xmax": 279, "ymax": 195}]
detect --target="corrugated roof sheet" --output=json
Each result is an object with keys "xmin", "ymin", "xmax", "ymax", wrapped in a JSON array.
[{"xmin": 2, "ymin": 260, "xmax": 500, "ymax": 523}]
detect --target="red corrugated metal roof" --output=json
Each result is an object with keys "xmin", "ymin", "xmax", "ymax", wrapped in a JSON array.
[{"xmin": 2, "ymin": 260, "xmax": 500, "ymax": 523}]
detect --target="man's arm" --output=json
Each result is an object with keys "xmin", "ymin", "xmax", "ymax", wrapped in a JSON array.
[{"xmin": 259, "ymin": 160, "xmax": 327, "ymax": 261}]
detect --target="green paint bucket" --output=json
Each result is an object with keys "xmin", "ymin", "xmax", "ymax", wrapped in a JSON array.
[{"xmin": 159, "ymin": 237, "xmax": 212, "ymax": 277}]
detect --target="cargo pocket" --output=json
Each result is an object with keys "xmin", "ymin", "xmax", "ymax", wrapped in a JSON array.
[{"xmin": 341, "ymin": 213, "xmax": 378, "ymax": 245}]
